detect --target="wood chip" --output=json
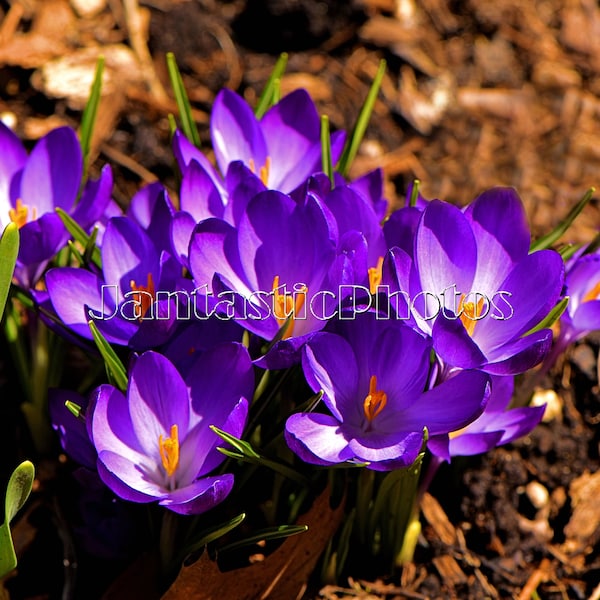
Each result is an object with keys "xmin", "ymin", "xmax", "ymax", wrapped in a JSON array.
[
  {"xmin": 432, "ymin": 554, "xmax": 467, "ymax": 587},
  {"xmin": 420, "ymin": 491, "xmax": 456, "ymax": 545}
]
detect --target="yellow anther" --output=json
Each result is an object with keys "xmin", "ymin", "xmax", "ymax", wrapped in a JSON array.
[
  {"xmin": 368, "ymin": 256, "xmax": 384, "ymax": 295},
  {"xmin": 9, "ymin": 199, "xmax": 36, "ymax": 229},
  {"xmin": 363, "ymin": 375, "xmax": 387, "ymax": 422},
  {"xmin": 248, "ymin": 156, "xmax": 271, "ymax": 186},
  {"xmin": 583, "ymin": 281, "xmax": 600, "ymax": 303},
  {"xmin": 130, "ymin": 272, "xmax": 156, "ymax": 320},
  {"xmin": 159, "ymin": 424, "xmax": 180, "ymax": 477},
  {"xmin": 459, "ymin": 294, "xmax": 486, "ymax": 337},
  {"xmin": 272, "ymin": 275, "xmax": 307, "ymax": 339}
]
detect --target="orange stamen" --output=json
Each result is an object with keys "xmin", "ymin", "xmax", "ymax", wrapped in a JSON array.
[
  {"xmin": 158, "ymin": 424, "xmax": 179, "ymax": 477},
  {"xmin": 9, "ymin": 199, "xmax": 37, "ymax": 228},
  {"xmin": 272, "ymin": 275, "xmax": 307, "ymax": 339},
  {"xmin": 583, "ymin": 281, "xmax": 600, "ymax": 303},
  {"xmin": 363, "ymin": 375, "xmax": 387, "ymax": 422},
  {"xmin": 248, "ymin": 156, "xmax": 271, "ymax": 186},
  {"xmin": 368, "ymin": 256, "xmax": 385, "ymax": 295},
  {"xmin": 130, "ymin": 272, "xmax": 156, "ymax": 320},
  {"xmin": 458, "ymin": 294, "xmax": 486, "ymax": 337}
]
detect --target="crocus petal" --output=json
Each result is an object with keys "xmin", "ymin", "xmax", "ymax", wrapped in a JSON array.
[
  {"xmin": 127, "ymin": 352, "xmax": 191, "ymax": 458},
  {"xmin": 72, "ymin": 164, "xmax": 114, "ymax": 230},
  {"xmin": 187, "ymin": 343, "xmax": 254, "ymax": 426},
  {"xmin": 473, "ymin": 250, "xmax": 564, "ymax": 349},
  {"xmin": 101, "ymin": 217, "xmax": 160, "ymax": 296},
  {"xmin": 180, "ymin": 159, "xmax": 225, "ymax": 221},
  {"xmin": 572, "ymin": 300, "xmax": 600, "ymax": 334},
  {"xmin": 170, "ymin": 211, "xmax": 196, "ymax": 267},
  {"xmin": 285, "ymin": 412, "xmax": 353, "ymax": 466},
  {"xmin": 446, "ymin": 431, "xmax": 505, "ymax": 457},
  {"xmin": 45, "ymin": 268, "xmax": 127, "ymax": 342},
  {"xmin": 393, "ymin": 370, "xmax": 490, "ymax": 435},
  {"xmin": 98, "ymin": 450, "xmax": 165, "ymax": 499},
  {"xmin": 18, "ymin": 212, "xmax": 67, "ymax": 265},
  {"xmin": 188, "ymin": 218, "xmax": 251, "ymax": 295},
  {"xmin": 302, "ymin": 333, "xmax": 359, "ymax": 422},
  {"xmin": 348, "ymin": 430, "xmax": 424, "ymax": 470},
  {"xmin": 484, "ymin": 329, "xmax": 553, "ymax": 375},
  {"xmin": 224, "ymin": 160, "xmax": 266, "ymax": 226},
  {"xmin": 172, "ymin": 130, "xmax": 224, "ymax": 194},
  {"xmin": 211, "ymin": 89, "xmax": 267, "ymax": 176},
  {"xmin": 0, "ymin": 122, "xmax": 26, "ymax": 225},
  {"xmin": 261, "ymin": 89, "xmax": 320, "ymax": 190},
  {"xmin": 465, "ymin": 187, "xmax": 530, "ymax": 293},
  {"xmin": 415, "ymin": 200, "xmax": 477, "ymax": 301},
  {"xmin": 432, "ymin": 312, "xmax": 487, "ymax": 368},
  {"xmin": 20, "ymin": 127, "xmax": 82, "ymax": 214},
  {"xmin": 158, "ymin": 474, "xmax": 234, "ymax": 515},
  {"xmin": 383, "ymin": 207, "xmax": 422, "ymax": 257},
  {"xmin": 348, "ymin": 168, "xmax": 387, "ymax": 221},
  {"xmin": 48, "ymin": 389, "xmax": 97, "ymax": 469},
  {"xmin": 97, "ymin": 458, "xmax": 159, "ymax": 503}
]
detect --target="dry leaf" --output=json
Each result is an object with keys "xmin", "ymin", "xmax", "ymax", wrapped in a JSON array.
[{"xmin": 163, "ymin": 487, "xmax": 346, "ymax": 600}]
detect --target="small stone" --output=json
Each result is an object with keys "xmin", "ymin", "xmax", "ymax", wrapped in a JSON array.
[
  {"xmin": 531, "ymin": 388, "xmax": 563, "ymax": 422},
  {"xmin": 526, "ymin": 481, "xmax": 550, "ymax": 510}
]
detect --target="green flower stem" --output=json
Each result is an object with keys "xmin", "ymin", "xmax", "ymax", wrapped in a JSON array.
[{"xmin": 355, "ymin": 468, "xmax": 374, "ymax": 544}]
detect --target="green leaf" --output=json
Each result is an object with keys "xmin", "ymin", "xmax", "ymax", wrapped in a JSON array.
[
  {"xmin": 56, "ymin": 208, "xmax": 102, "ymax": 269},
  {"xmin": 210, "ymin": 426, "xmax": 310, "ymax": 486},
  {"xmin": 79, "ymin": 56, "xmax": 105, "ymax": 178},
  {"xmin": 88, "ymin": 320, "xmax": 128, "ymax": 392},
  {"xmin": 218, "ymin": 524, "xmax": 307, "ymax": 555},
  {"xmin": 523, "ymin": 297, "xmax": 569, "ymax": 337},
  {"xmin": 0, "ymin": 223, "xmax": 19, "ymax": 318},
  {"xmin": 337, "ymin": 59, "xmax": 386, "ymax": 177},
  {"xmin": 177, "ymin": 513, "xmax": 246, "ymax": 565},
  {"xmin": 4, "ymin": 461, "xmax": 34, "ymax": 524},
  {"xmin": 530, "ymin": 187, "xmax": 595, "ymax": 252},
  {"xmin": 0, "ymin": 524, "xmax": 16, "ymax": 579},
  {"xmin": 166, "ymin": 52, "xmax": 201, "ymax": 148},
  {"xmin": 558, "ymin": 243, "xmax": 582, "ymax": 261},
  {"xmin": 255, "ymin": 53, "xmax": 288, "ymax": 119},
  {"xmin": 321, "ymin": 115, "xmax": 334, "ymax": 188},
  {"xmin": 0, "ymin": 461, "xmax": 35, "ymax": 579}
]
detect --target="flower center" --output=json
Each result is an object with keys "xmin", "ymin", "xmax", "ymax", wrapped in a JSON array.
[
  {"xmin": 9, "ymin": 199, "xmax": 37, "ymax": 229},
  {"xmin": 272, "ymin": 275, "xmax": 307, "ymax": 339},
  {"xmin": 458, "ymin": 294, "xmax": 486, "ymax": 337},
  {"xmin": 129, "ymin": 272, "xmax": 156, "ymax": 320},
  {"xmin": 248, "ymin": 156, "xmax": 272, "ymax": 186},
  {"xmin": 368, "ymin": 256, "xmax": 384, "ymax": 295},
  {"xmin": 583, "ymin": 281, "xmax": 600, "ymax": 303},
  {"xmin": 363, "ymin": 375, "xmax": 387, "ymax": 423},
  {"xmin": 159, "ymin": 424, "xmax": 180, "ymax": 477}
]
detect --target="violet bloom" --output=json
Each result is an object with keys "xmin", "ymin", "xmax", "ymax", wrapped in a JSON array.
[
  {"xmin": 0, "ymin": 123, "xmax": 112, "ymax": 286},
  {"xmin": 174, "ymin": 88, "xmax": 346, "ymax": 194},
  {"xmin": 188, "ymin": 189, "xmax": 340, "ymax": 368},
  {"xmin": 285, "ymin": 313, "xmax": 490, "ymax": 471},
  {"xmin": 385, "ymin": 187, "xmax": 565, "ymax": 374},
  {"xmin": 90, "ymin": 345, "xmax": 253, "ymax": 515},
  {"xmin": 428, "ymin": 375, "xmax": 545, "ymax": 460},
  {"xmin": 45, "ymin": 215, "xmax": 182, "ymax": 349}
]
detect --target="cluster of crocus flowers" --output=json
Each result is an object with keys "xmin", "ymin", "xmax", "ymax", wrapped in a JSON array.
[{"xmin": 23, "ymin": 85, "xmax": 584, "ymax": 535}]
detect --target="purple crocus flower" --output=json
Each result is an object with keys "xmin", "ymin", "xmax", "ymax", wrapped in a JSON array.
[
  {"xmin": 0, "ymin": 123, "xmax": 112, "ymax": 286},
  {"xmin": 385, "ymin": 187, "xmax": 565, "ymax": 374},
  {"xmin": 427, "ymin": 375, "xmax": 545, "ymax": 460},
  {"xmin": 174, "ymin": 89, "xmax": 345, "ymax": 194},
  {"xmin": 285, "ymin": 313, "xmax": 490, "ymax": 471},
  {"xmin": 188, "ymin": 189, "xmax": 340, "ymax": 367},
  {"xmin": 90, "ymin": 345, "xmax": 253, "ymax": 515},
  {"xmin": 45, "ymin": 215, "xmax": 182, "ymax": 349}
]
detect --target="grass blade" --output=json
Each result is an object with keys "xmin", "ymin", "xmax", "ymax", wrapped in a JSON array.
[
  {"xmin": 88, "ymin": 320, "xmax": 128, "ymax": 391},
  {"xmin": 166, "ymin": 52, "xmax": 201, "ymax": 147},
  {"xmin": 337, "ymin": 59, "xmax": 386, "ymax": 177},
  {"xmin": 79, "ymin": 56, "xmax": 105, "ymax": 178},
  {"xmin": 530, "ymin": 187, "xmax": 595, "ymax": 252},
  {"xmin": 255, "ymin": 53, "xmax": 288, "ymax": 119},
  {"xmin": 0, "ymin": 223, "xmax": 19, "ymax": 318}
]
